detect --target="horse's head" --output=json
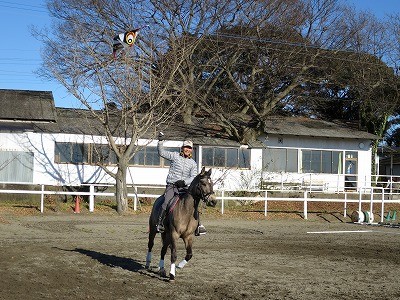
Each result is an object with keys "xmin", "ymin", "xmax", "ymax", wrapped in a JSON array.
[{"xmin": 195, "ymin": 167, "xmax": 217, "ymax": 207}]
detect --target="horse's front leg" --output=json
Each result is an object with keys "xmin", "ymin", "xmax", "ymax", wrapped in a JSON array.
[
  {"xmin": 169, "ymin": 231, "xmax": 180, "ymax": 282},
  {"xmin": 177, "ymin": 234, "xmax": 194, "ymax": 269},
  {"xmin": 145, "ymin": 228, "xmax": 157, "ymax": 269},
  {"xmin": 158, "ymin": 233, "xmax": 169, "ymax": 278}
]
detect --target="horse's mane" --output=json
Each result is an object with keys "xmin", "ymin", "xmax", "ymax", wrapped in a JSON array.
[{"xmin": 187, "ymin": 171, "xmax": 204, "ymax": 198}]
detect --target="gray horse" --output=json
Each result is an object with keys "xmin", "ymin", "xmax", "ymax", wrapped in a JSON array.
[{"xmin": 145, "ymin": 167, "xmax": 217, "ymax": 281}]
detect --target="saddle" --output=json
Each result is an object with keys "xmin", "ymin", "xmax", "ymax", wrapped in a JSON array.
[
  {"xmin": 170, "ymin": 189, "xmax": 200, "ymax": 220},
  {"xmin": 156, "ymin": 188, "xmax": 200, "ymax": 223},
  {"xmin": 154, "ymin": 188, "xmax": 186, "ymax": 220}
]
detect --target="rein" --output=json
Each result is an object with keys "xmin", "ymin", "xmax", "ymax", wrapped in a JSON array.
[
  {"xmin": 199, "ymin": 188, "xmax": 214, "ymax": 203},
  {"xmin": 186, "ymin": 172, "xmax": 214, "ymax": 209}
]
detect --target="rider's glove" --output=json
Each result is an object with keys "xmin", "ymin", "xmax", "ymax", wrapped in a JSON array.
[
  {"xmin": 158, "ymin": 132, "xmax": 165, "ymax": 141},
  {"xmin": 174, "ymin": 180, "xmax": 186, "ymax": 188}
]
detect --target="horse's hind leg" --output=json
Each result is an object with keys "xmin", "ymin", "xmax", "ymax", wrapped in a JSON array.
[
  {"xmin": 169, "ymin": 232, "xmax": 180, "ymax": 281},
  {"xmin": 146, "ymin": 229, "xmax": 156, "ymax": 269},
  {"xmin": 177, "ymin": 235, "xmax": 193, "ymax": 269}
]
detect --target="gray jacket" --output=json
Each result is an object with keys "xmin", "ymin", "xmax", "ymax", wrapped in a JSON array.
[{"xmin": 158, "ymin": 141, "xmax": 197, "ymax": 186}]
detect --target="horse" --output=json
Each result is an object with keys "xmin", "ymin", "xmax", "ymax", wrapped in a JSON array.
[{"xmin": 145, "ymin": 167, "xmax": 217, "ymax": 281}]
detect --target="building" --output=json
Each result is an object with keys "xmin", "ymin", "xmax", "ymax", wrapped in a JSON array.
[{"xmin": 0, "ymin": 89, "xmax": 379, "ymax": 191}]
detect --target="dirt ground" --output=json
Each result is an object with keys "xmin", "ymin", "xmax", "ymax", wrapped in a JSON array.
[{"xmin": 0, "ymin": 206, "xmax": 400, "ymax": 300}]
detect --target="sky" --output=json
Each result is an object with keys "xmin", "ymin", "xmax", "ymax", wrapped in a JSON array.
[{"xmin": 0, "ymin": 0, "xmax": 399, "ymax": 109}]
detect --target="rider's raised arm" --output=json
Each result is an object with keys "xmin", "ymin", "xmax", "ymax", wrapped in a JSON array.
[{"xmin": 157, "ymin": 140, "xmax": 175, "ymax": 161}]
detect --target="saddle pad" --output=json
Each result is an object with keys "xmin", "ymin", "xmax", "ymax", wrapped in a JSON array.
[{"xmin": 167, "ymin": 195, "xmax": 180, "ymax": 213}]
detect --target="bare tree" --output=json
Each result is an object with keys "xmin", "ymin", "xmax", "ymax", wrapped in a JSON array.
[
  {"xmin": 381, "ymin": 13, "xmax": 400, "ymax": 147},
  {"xmin": 150, "ymin": 0, "xmax": 399, "ymax": 144},
  {"xmin": 36, "ymin": 0, "xmax": 195, "ymax": 214},
  {"xmin": 35, "ymin": 0, "xmax": 399, "ymax": 212}
]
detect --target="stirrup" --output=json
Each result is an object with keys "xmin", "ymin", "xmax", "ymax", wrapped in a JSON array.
[
  {"xmin": 195, "ymin": 224, "xmax": 206, "ymax": 236},
  {"xmin": 156, "ymin": 223, "xmax": 165, "ymax": 233}
]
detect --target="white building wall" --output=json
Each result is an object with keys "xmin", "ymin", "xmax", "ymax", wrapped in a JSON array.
[
  {"xmin": 0, "ymin": 132, "xmax": 58, "ymax": 184},
  {"xmin": 257, "ymin": 134, "xmax": 373, "ymax": 191},
  {"xmin": 0, "ymin": 131, "xmax": 374, "ymax": 190}
]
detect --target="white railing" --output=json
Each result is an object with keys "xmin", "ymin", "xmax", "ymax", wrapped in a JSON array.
[
  {"xmin": 0, "ymin": 183, "xmax": 165, "ymax": 213},
  {"xmin": 217, "ymin": 187, "xmax": 400, "ymax": 222},
  {"xmin": 260, "ymin": 174, "xmax": 400, "ymax": 194},
  {"xmin": 217, "ymin": 187, "xmax": 400, "ymax": 223},
  {"xmin": 1, "ymin": 183, "xmax": 399, "ymax": 222}
]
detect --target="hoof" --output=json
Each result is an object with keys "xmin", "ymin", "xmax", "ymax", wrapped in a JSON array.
[
  {"xmin": 159, "ymin": 268, "xmax": 166, "ymax": 278},
  {"xmin": 169, "ymin": 274, "xmax": 175, "ymax": 282},
  {"xmin": 177, "ymin": 259, "xmax": 187, "ymax": 269}
]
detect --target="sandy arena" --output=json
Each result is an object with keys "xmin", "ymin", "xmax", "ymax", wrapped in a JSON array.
[{"xmin": 0, "ymin": 208, "xmax": 399, "ymax": 300}]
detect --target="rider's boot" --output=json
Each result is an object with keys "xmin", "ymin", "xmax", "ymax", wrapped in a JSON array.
[{"xmin": 156, "ymin": 210, "xmax": 166, "ymax": 233}]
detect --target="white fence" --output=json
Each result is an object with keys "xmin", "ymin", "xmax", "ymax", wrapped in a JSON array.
[
  {"xmin": 218, "ymin": 187, "xmax": 400, "ymax": 223},
  {"xmin": 0, "ymin": 184, "xmax": 162, "ymax": 213},
  {"xmin": 1, "ymin": 183, "xmax": 400, "ymax": 223}
]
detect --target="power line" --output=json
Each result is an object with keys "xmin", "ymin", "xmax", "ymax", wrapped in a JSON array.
[
  {"xmin": 0, "ymin": 0, "xmax": 47, "ymax": 13},
  {"xmin": 0, "ymin": 0, "xmax": 45, "ymax": 8},
  {"xmin": 207, "ymin": 32, "xmax": 396, "ymax": 68},
  {"xmin": 0, "ymin": 48, "xmax": 40, "ymax": 52}
]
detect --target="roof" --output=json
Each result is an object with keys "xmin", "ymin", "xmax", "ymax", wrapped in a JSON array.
[
  {"xmin": 52, "ymin": 108, "xmax": 246, "ymax": 147},
  {"xmin": 0, "ymin": 89, "xmax": 57, "ymax": 123},
  {"xmin": 0, "ymin": 89, "xmax": 379, "ymax": 144},
  {"xmin": 263, "ymin": 116, "xmax": 379, "ymax": 140},
  {"xmin": 55, "ymin": 108, "xmax": 104, "ymax": 135}
]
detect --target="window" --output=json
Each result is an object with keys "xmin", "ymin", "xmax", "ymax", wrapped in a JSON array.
[
  {"xmin": 201, "ymin": 147, "xmax": 250, "ymax": 169},
  {"xmin": 71, "ymin": 143, "xmax": 88, "ymax": 163},
  {"xmin": 301, "ymin": 150, "xmax": 342, "ymax": 174},
  {"xmin": 345, "ymin": 151, "xmax": 357, "ymax": 174},
  {"xmin": 0, "ymin": 151, "xmax": 34, "ymax": 183},
  {"xmin": 263, "ymin": 148, "xmax": 298, "ymax": 172},
  {"xmin": 131, "ymin": 146, "xmax": 161, "ymax": 166},
  {"xmin": 92, "ymin": 144, "xmax": 117, "ymax": 165},
  {"xmin": 202, "ymin": 147, "xmax": 213, "ymax": 166},
  {"xmin": 55, "ymin": 142, "xmax": 88, "ymax": 164},
  {"xmin": 55, "ymin": 142, "xmax": 164, "ymax": 166},
  {"xmin": 55, "ymin": 142, "xmax": 70, "ymax": 163}
]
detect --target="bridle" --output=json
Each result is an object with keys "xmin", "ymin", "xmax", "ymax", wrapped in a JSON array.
[
  {"xmin": 200, "ymin": 188, "xmax": 214, "ymax": 203},
  {"xmin": 197, "ymin": 177, "xmax": 214, "ymax": 203}
]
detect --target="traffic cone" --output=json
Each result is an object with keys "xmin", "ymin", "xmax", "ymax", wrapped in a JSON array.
[
  {"xmin": 385, "ymin": 210, "xmax": 392, "ymax": 222},
  {"xmin": 392, "ymin": 210, "xmax": 397, "ymax": 222},
  {"xmin": 74, "ymin": 196, "xmax": 81, "ymax": 213}
]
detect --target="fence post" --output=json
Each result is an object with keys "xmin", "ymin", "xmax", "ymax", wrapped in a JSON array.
[
  {"xmin": 264, "ymin": 190, "xmax": 268, "ymax": 217},
  {"xmin": 370, "ymin": 188, "xmax": 374, "ymax": 217},
  {"xmin": 303, "ymin": 191, "xmax": 308, "ymax": 220},
  {"xmin": 89, "ymin": 185, "xmax": 95, "ymax": 212},
  {"xmin": 40, "ymin": 184, "xmax": 44, "ymax": 213},
  {"xmin": 344, "ymin": 192, "xmax": 347, "ymax": 218},
  {"xmin": 381, "ymin": 188, "xmax": 385, "ymax": 223},
  {"xmin": 133, "ymin": 186, "xmax": 138, "ymax": 211},
  {"xmin": 221, "ymin": 190, "xmax": 224, "ymax": 215}
]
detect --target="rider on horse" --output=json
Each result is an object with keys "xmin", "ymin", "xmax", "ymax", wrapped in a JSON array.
[{"xmin": 156, "ymin": 132, "xmax": 207, "ymax": 235}]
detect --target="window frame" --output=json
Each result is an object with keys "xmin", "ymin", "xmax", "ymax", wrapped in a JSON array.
[
  {"xmin": 263, "ymin": 147, "xmax": 298, "ymax": 173},
  {"xmin": 201, "ymin": 146, "xmax": 251, "ymax": 169},
  {"xmin": 0, "ymin": 150, "xmax": 34, "ymax": 183},
  {"xmin": 301, "ymin": 149, "xmax": 342, "ymax": 174}
]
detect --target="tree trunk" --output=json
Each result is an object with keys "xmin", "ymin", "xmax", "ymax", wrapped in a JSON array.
[
  {"xmin": 182, "ymin": 100, "xmax": 195, "ymax": 125},
  {"xmin": 115, "ymin": 164, "xmax": 128, "ymax": 215}
]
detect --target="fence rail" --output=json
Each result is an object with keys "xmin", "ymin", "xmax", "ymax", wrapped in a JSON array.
[{"xmin": 0, "ymin": 183, "xmax": 400, "ymax": 223}]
